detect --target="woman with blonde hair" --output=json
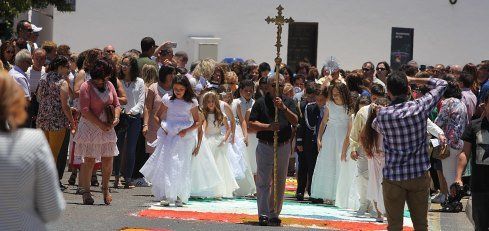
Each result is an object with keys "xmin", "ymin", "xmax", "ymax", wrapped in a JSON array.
[
  {"xmin": 193, "ymin": 58, "xmax": 216, "ymax": 94},
  {"xmin": 0, "ymin": 72, "xmax": 65, "ymax": 230},
  {"xmin": 141, "ymin": 64, "xmax": 158, "ymax": 88}
]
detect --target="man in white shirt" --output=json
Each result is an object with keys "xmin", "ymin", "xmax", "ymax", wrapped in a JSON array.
[
  {"xmin": 9, "ymin": 49, "xmax": 32, "ymax": 101},
  {"xmin": 30, "ymin": 24, "xmax": 42, "ymax": 50}
]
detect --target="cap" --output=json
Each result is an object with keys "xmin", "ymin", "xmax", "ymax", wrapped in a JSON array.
[{"xmin": 31, "ymin": 24, "xmax": 43, "ymax": 33}]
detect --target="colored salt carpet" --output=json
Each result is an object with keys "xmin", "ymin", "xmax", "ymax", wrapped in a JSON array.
[
  {"xmin": 133, "ymin": 178, "xmax": 413, "ymax": 230},
  {"xmin": 136, "ymin": 199, "xmax": 413, "ymax": 230}
]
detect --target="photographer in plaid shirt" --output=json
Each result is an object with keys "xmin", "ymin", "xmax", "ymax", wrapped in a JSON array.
[{"xmin": 372, "ymin": 71, "xmax": 447, "ymax": 231}]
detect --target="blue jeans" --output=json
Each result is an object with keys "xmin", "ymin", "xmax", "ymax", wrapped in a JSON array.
[{"xmin": 114, "ymin": 114, "xmax": 141, "ymax": 182}]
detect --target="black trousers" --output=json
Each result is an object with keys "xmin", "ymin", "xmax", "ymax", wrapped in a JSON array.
[
  {"xmin": 56, "ymin": 130, "xmax": 71, "ymax": 180},
  {"xmin": 472, "ymin": 192, "xmax": 489, "ymax": 230},
  {"xmin": 296, "ymin": 143, "xmax": 318, "ymax": 195},
  {"xmin": 132, "ymin": 123, "xmax": 149, "ymax": 179}
]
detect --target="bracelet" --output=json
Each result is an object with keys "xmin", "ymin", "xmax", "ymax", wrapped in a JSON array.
[{"xmin": 142, "ymin": 124, "xmax": 148, "ymax": 127}]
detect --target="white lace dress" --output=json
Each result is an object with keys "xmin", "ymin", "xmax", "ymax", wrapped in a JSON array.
[
  {"xmin": 311, "ymin": 101, "xmax": 350, "ymax": 202},
  {"xmin": 190, "ymin": 114, "xmax": 225, "ymax": 198},
  {"xmin": 140, "ymin": 95, "xmax": 198, "ymax": 203},
  {"xmin": 206, "ymin": 114, "xmax": 239, "ymax": 198}
]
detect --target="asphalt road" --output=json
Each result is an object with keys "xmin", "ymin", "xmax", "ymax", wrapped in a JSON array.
[{"xmin": 47, "ymin": 173, "xmax": 473, "ymax": 231}]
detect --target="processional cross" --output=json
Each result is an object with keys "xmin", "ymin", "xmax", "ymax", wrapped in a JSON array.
[{"xmin": 265, "ymin": 5, "xmax": 294, "ymax": 212}]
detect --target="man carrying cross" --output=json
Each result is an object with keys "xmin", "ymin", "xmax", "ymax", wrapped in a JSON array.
[
  {"xmin": 248, "ymin": 5, "xmax": 297, "ymax": 227},
  {"xmin": 249, "ymin": 74, "xmax": 298, "ymax": 226}
]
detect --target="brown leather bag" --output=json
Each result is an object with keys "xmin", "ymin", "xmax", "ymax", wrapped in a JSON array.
[
  {"xmin": 431, "ymin": 143, "xmax": 451, "ymax": 160},
  {"xmin": 105, "ymin": 104, "xmax": 115, "ymax": 124}
]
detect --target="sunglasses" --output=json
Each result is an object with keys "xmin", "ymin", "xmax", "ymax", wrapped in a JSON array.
[
  {"xmin": 362, "ymin": 68, "xmax": 373, "ymax": 72},
  {"xmin": 24, "ymin": 29, "xmax": 33, "ymax": 32},
  {"xmin": 376, "ymin": 67, "xmax": 386, "ymax": 71},
  {"xmin": 271, "ymin": 84, "xmax": 285, "ymax": 88},
  {"xmin": 106, "ymin": 50, "xmax": 115, "ymax": 53}
]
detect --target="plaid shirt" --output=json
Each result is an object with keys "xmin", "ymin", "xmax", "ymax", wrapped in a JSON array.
[{"xmin": 372, "ymin": 78, "xmax": 447, "ymax": 181}]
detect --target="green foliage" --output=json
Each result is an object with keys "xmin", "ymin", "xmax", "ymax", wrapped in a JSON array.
[{"xmin": 0, "ymin": 0, "xmax": 72, "ymax": 39}]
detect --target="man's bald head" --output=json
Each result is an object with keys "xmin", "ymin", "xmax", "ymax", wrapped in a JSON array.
[
  {"xmin": 267, "ymin": 73, "xmax": 285, "ymax": 84},
  {"xmin": 104, "ymin": 45, "xmax": 116, "ymax": 57},
  {"xmin": 32, "ymin": 48, "xmax": 46, "ymax": 69}
]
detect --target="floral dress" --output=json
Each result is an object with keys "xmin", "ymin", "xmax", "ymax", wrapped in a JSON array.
[
  {"xmin": 435, "ymin": 97, "xmax": 468, "ymax": 150},
  {"xmin": 36, "ymin": 72, "xmax": 69, "ymax": 131}
]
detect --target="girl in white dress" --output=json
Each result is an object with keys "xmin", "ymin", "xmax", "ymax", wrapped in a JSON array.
[
  {"xmin": 335, "ymin": 95, "xmax": 371, "ymax": 210},
  {"xmin": 360, "ymin": 97, "xmax": 389, "ymax": 222},
  {"xmin": 190, "ymin": 110, "xmax": 224, "ymax": 198},
  {"xmin": 225, "ymin": 83, "xmax": 256, "ymax": 196},
  {"xmin": 235, "ymin": 80, "xmax": 258, "ymax": 176},
  {"xmin": 203, "ymin": 91, "xmax": 239, "ymax": 198},
  {"xmin": 220, "ymin": 89, "xmax": 248, "ymax": 181},
  {"xmin": 140, "ymin": 76, "xmax": 201, "ymax": 207},
  {"xmin": 311, "ymin": 82, "xmax": 352, "ymax": 204}
]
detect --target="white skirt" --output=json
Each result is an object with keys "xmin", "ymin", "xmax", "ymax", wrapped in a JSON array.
[
  {"xmin": 367, "ymin": 153, "xmax": 385, "ymax": 214},
  {"xmin": 226, "ymin": 125, "xmax": 248, "ymax": 180},
  {"xmin": 210, "ymin": 134, "xmax": 239, "ymax": 198},
  {"xmin": 245, "ymin": 132, "xmax": 258, "ymax": 174},
  {"xmin": 190, "ymin": 135, "xmax": 224, "ymax": 198},
  {"xmin": 73, "ymin": 117, "xmax": 118, "ymax": 159},
  {"xmin": 140, "ymin": 127, "xmax": 196, "ymax": 203},
  {"xmin": 335, "ymin": 146, "xmax": 360, "ymax": 210},
  {"xmin": 311, "ymin": 123, "xmax": 347, "ymax": 201}
]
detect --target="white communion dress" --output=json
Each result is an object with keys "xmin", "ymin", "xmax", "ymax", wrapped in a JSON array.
[
  {"xmin": 311, "ymin": 101, "xmax": 350, "ymax": 202},
  {"xmin": 206, "ymin": 114, "xmax": 240, "ymax": 198},
  {"xmin": 140, "ymin": 95, "xmax": 198, "ymax": 203}
]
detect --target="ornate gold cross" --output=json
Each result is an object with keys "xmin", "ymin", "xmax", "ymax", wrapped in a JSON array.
[
  {"xmin": 265, "ymin": 5, "xmax": 294, "ymax": 213},
  {"xmin": 265, "ymin": 5, "xmax": 294, "ymax": 60}
]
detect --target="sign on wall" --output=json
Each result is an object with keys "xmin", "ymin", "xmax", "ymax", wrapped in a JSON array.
[{"xmin": 390, "ymin": 27, "xmax": 414, "ymax": 70}]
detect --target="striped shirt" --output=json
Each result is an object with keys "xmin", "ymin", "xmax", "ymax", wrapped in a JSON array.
[
  {"xmin": 0, "ymin": 129, "xmax": 65, "ymax": 231},
  {"xmin": 372, "ymin": 78, "xmax": 447, "ymax": 181}
]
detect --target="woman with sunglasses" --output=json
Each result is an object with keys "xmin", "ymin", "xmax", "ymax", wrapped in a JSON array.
[
  {"xmin": 36, "ymin": 56, "xmax": 76, "ymax": 190},
  {"xmin": 375, "ymin": 61, "xmax": 390, "ymax": 87}
]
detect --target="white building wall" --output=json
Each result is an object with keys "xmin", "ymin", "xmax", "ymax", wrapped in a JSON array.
[{"xmin": 51, "ymin": 0, "xmax": 489, "ymax": 69}]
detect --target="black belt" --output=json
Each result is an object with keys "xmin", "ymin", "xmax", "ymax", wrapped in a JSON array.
[{"xmin": 259, "ymin": 139, "xmax": 290, "ymax": 146}]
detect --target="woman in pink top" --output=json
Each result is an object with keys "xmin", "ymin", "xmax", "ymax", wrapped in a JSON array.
[
  {"xmin": 142, "ymin": 65, "xmax": 175, "ymax": 154},
  {"xmin": 73, "ymin": 58, "xmax": 121, "ymax": 205}
]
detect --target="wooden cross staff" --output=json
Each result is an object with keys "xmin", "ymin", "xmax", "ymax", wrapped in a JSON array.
[{"xmin": 265, "ymin": 5, "xmax": 294, "ymax": 212}]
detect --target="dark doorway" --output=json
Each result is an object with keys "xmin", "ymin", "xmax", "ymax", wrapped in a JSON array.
[{"xmin": 287, "ymin": 22, "xmax": 318, "ymax": 72}]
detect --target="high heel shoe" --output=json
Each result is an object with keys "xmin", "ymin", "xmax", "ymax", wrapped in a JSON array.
[
  {"xmin": 82, "ymin": 191, "xmax": 94, "ymax": 205},
  {"xmin": 102, "ymin": 187, "xmax": 112, "ymax": 205}
]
